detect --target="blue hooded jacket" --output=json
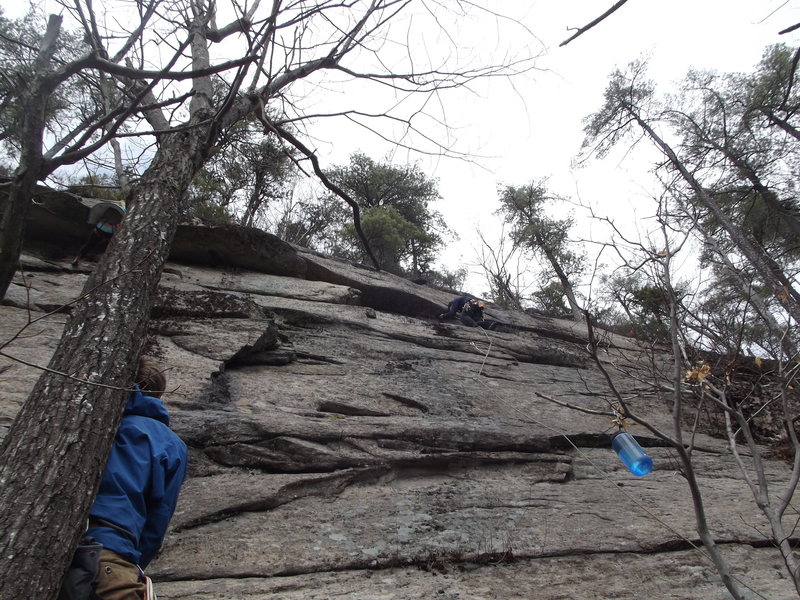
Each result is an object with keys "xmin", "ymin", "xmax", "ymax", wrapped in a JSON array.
[{"xmin": 87, "ymin": 389, "xmax": 187, "ymax": 568}]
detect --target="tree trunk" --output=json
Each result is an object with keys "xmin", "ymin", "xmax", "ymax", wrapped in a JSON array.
[
  {"xmin": 0, "ymin": 174, "xmax": 36, "ymax": 299},
  {"xmin": 0, "ymin": 15, "xmax": 62, "ymax": 300},
  {"xmin": 760, "ymin": 107, "xmax": 800, "ymax": 142},
  {"xmin": 0, "ymin": 126, "xmax": 204, "ymax": 599},
  {"xmin": 628, "ymin": 105, "xmax": 800, "ymax": 325},
  {"xmin": 697, "ymin": 129, "xmax": 800, "ymax": 241},
  {"xmin": 539, "ymin": 237, "xmax": 584, "ymax": 322}
]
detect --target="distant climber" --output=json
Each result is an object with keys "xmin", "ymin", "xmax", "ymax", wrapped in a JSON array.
[
  {"xmin": 72, "ymin": 201, "xmax": 126, "ymax": 267},
  {"xmin": 439, "ymin": 295, "xmax": 496, "ymax": 329},
  {"xmin": 83, "ymin": 356, "xmax": 187, "ymax": 600}
]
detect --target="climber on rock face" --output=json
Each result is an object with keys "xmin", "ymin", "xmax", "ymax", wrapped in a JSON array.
[
  {"xmin": 438, "ymin": 295, "xmax": 495, "ymax": 329},
  {"xmin": 72, "ymin": 202, "xmax": 126, "ymax": 267}
]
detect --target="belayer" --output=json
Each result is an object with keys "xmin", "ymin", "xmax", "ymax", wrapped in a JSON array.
[
  {"xmin": 439, "ymin": 295, "xmax": 496, "ymax": 329},
  {"xmin": 59, "ymin": 356, "xmax": 187, "ymax": 600}
]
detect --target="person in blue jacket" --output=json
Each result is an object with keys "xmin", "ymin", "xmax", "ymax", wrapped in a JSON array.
[{"xmin": 86, "ymin": 356, "xmax": 187, "ymax": 599}]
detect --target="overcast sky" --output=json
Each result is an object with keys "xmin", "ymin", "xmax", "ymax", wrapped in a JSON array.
[{"xmin": 314, "ymin": 0, "xmax": 800, "ymax": 294}]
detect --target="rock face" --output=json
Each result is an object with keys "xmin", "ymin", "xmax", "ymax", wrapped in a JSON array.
[{"xmin": 2, "ymin": 193, "xmax": 799, "ymax": 599}]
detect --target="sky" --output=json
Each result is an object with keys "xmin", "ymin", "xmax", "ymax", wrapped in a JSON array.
[
  {"xmin": 7, "ymin": 0, "xmax": 800, "ymax": 298},
  {"xmin": 307, "ymin": 0, "xmax": 800, "ymax": 296}
]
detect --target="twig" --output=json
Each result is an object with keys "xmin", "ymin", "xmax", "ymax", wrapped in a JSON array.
[
  {"xmin": 0, "ymin": 349, "xmax": 137, "ymax": 393},
  {"xmin": 534, "ymin": 391, "xmax": 612, "ymax": 417},
  {"xmin": 559, "ymin": 0, "xmax": 630, "ymax": 47}
]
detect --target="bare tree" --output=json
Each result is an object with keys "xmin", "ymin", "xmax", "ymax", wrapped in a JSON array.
[
  {"xmin": 567, "ymin": 204, "xmax": 758, "ymax": 599},
  {"xmin": 474, "ymin": 224, "xmax": 530, "ymax": 310},
  {"xmin": 578, "ymin": 59, "xmax": 800, "ymax": 598},
  {"xmin": 0, "ymin": 2, "xmax": 541, "ymax": 597},
  {"xmin": 586, "ymin": 211, "xmax": 800, "ymax": 597}
]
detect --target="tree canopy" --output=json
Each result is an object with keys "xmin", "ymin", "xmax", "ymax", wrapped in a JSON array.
[
  {"xmin": 497, "ymin": 180, "xmax": 586, "ymax": 320},
  {"xmin": 187, "ymin": 122, "xmax": 297, "ymax": 228},
  {"xmin": 576, "ymin": 47, "xmax": 800, "ymax": 598},
  {"xmin": 327, "ymin": 152, "xmax": 449, "ymax": 276}
]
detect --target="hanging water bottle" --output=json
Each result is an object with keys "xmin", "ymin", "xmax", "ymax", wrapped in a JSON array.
[{"xmin": 612, "ymin": 431, "xmax": 653, "ymax": 476}]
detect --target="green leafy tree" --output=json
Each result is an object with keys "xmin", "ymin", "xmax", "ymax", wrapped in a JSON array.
[
  {"xmin": 497, "ymin": 180, "xmax": 586, "ymax": 321},
  {"xmin": 582, "ymin": 60, "xmax": 800, "ymax": 329},
  {"xmin": 668, "ymin": 63, "xmax": 800, "ymax": 266},
  {"xmin": 185, "ymin": 168, "xmax": 236, "ymax": 224},
  {"xmin": 188, "ymin": 122, "xmax": 296, "ymax": 227},
  {"xmin": 327, "ymin": 152, "xmax": 449, "ymax": 275},
  {"xmin": 691, "ymin": 265, "xmax": 778, "ymax": 357},
  {"xmin": 337, "ymin": 205, "xmax": 415, "ymax": 273},
  {"xmin": 423, "ymin": 266, "xmax": 467, "ymax": 292},
  {"xmin": 743, "ymin": 44, "xmax": 800, "ymax": 142},
  {"xmin": 609, "ymin": 54, "xmax": 800, "ymax": 356},
  {"xmin": 270, "ymin": 193, "xmax": 347, "ymax": 251},
  {"xmin": 582, "ymin": 57, "xmax": 800, "ymax": 600},
  {"xmin": 530, "ymin": 280, "xmax": 572, "ymax": 318},
  {"xmin": 600, "ymin": 272, "xmax": 679, "ymax": 341}
]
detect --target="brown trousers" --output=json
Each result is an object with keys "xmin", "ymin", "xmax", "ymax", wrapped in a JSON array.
[{"xmin": 95, "ymin": 549, "xmax": 147, "ymax": 600}]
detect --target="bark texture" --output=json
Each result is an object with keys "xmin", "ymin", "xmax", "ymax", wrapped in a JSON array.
[{"xmin": 0, "ymin": 126, "xmax": 204, "ymax": 599}]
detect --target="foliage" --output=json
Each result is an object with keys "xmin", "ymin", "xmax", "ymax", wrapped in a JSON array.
[
  {"xmin": 581, "ymin": 59, "xmax": 656, "ymax": 160},
  {"xmin": 581, "ymin": 51, "xmax": 800, "ymax": 599},
  {"xmin": 0, "ymin": 2, "xmax": 543, "ymax": 597},
  {"xmin": 599, "ymin": 272, "xmax": 680, "ymax": 341},
  {"xmin": 692, "ymin": 263, "xmax": 788, "ymax": 358},
  {"xmin": 187, "ymin": 121, "xmax": 297, "ymax": 227},
  {"xmin": 0, "ymin": 8, "xmax": 86, "ymax": 160},
  {"xmin": 498, "ymin": 182, "xmax": 585, "ymax": 278},
  {"xmin": 583, "ymin": 55, "xmax": 800, "ymax": 351},
  {"xmin": 337, "ymin": 205, "xmax": 416, "ymax": 272},
  {"xmin": 326, "ymin": 153, "xmax": 449, "ymax": 275},
  {"xmin": 496, "ymin": 180, "xmax": 586, "ymax": 319},
  {"xmin": 742, "ymin": 44, "xmax": 800, "ymax": 139},
  {"xmin": 186, "ymin": 168, "xmax": 235, "ymax": 224},
  {"xmin": 530, "ymin": 281, "xmax": 572, "ymax": 318},
  {"xmin": 668, "ymin": 61, "xmax": 800, "ymax": 272},
  {"xmin": 66, "ymin": 172, "xmax": 125, "ymax": 202},
  {"xmin": 270, "ymin": 193, "xmax": 348, "ymax": 251},
  {"xmin": 421, "ymin": 266, "xmax": 467, "ymax": 292}
]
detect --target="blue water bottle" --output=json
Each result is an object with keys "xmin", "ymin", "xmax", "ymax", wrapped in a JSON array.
[{"xmin": 612, "ymin": 432, "xmax": 653, "ymax": 476}]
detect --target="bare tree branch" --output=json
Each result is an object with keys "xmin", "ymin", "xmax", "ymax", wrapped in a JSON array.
[{"xmin": 560, "ymin": 0, "xmax": 630, "ymax": 47}]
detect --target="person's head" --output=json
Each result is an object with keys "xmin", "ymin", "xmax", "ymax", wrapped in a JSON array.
[{"xmin": 136, "ymin": 356, "xmax": 167, "ymax": 398}]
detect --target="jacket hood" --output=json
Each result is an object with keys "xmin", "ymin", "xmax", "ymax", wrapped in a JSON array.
[{"xmin": 124, "ymin": 388, "xmax": 171, "ymax": 426}]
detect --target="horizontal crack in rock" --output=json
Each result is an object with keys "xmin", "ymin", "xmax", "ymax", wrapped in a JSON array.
[{"xmin": 174, "ymin": 466, "xmax": 390, "ymax": 531}]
